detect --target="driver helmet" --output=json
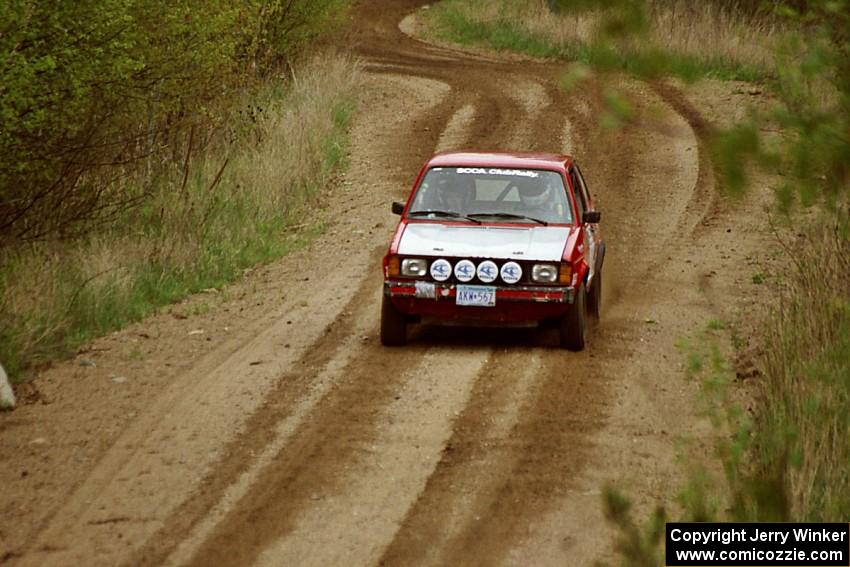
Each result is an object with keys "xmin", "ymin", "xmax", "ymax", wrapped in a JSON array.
[
  {"xmin": 518, "ymin": 179, "xmax": 551, "ymax": 208},
  {"xmin": 437, "ymin": 173, "xmax": 473, "ymax": 211}
]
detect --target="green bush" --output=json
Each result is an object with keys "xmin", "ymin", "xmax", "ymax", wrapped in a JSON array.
[
  {"xmin": 0, "ymin": 0, "xmax": 348, "ymax": 247},
  {"xmin": 0, "ymin": 53, "xmax": 360, "ymax": 378}
]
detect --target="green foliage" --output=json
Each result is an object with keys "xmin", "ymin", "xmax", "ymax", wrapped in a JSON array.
[
  {"xmin": 0, "ymin": 0, "xmax": 348, "ymax": 246},
  {"xmin": 600, "ymin": 89, "xmax": 633, "ymax": 130},
  {"xmin": 541, "ymin": 0, "xmax": 850, "ymax": 210},
  {"xmin": 713, "ymin": 123, "xmax": 761, "ymax": 195},
  {"xmin": 601, "ymin": 487, "xmax": 666, "ymax": 567},
  {"xmin": 0, "ymin": 54, "xmax": 359, "ymax": 379},
  {"xmin": 252, "ymin": 0, "xmax": 349, "ymax": 70},
  {"xmin": 709, "ymin": 1, "xmax": 849, "ymax": 210}
]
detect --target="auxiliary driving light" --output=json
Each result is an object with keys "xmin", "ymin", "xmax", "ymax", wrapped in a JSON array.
[
  {"xmin": 430, "ymin": 258, "xmax": 452, "ymax": 282},
  {"xmin": 454, "ymin": 259, "xmax": 476, "ymax": 283},
  {"xmin": 500, "ymin": 261, "xmax": 522, "ymax": 284},
  {"xmin": 476, "ymin": 260, "xmax": 498, "ymax": 283}
]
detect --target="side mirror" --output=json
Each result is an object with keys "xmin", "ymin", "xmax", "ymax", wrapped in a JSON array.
[
  {"xmin": 391, "ymin": 201, "xmax": 404, "ymax": 215},
  {"xmin": 583, "ymin": 210, "xmax": 601, "ymax": 224}
]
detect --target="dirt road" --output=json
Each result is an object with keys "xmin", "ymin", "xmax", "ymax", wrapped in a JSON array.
[{"xmin": 0, "ymin": 1, "xmax": 775, "ymax": 565}]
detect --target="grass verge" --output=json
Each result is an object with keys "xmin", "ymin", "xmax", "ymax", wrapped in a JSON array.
[
  {"xmin": 423, "ymin": 0, "xmax": 775, "ymax": 82},
  {"xmin": 0, "ymin": 52, "xmax": 361, "ymax": 380},
  {"xmin": 756, "ymin": 221, "xmax": 850, "ymax": 521}
]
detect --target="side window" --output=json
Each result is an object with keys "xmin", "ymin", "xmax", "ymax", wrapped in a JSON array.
[
  {"xmin": 569, "ymin": 168, "xmax": 586, "ymax": 222},
  {"xmin": 574, "ymin": 166, "xmax": 592, "ymax": 211}
]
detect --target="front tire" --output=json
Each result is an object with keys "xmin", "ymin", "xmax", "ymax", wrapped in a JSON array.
[
  {"xmin": 381, "ymin": 295, "xmax": 407, "ymax": 346},
  {"xmin": 560, "ymin": 282, "xmax": 586, "ymax": 351},
  {"xmin": 588, "ymin": 269, "xmax": 602, "ymax": 320}
]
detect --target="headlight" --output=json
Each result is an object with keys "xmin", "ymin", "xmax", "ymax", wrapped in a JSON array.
[
  {"xmin": 401, "ymin": 258, "xmax": 428, "ymax": 277},
  {"xmin": 532, "ymin": 263, "xmax": 559, "ymax": 283}
]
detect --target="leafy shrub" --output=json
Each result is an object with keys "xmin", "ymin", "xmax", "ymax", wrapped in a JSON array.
[{"xmin": 0, "ymin": 0, "xmax": 348, "ymax": 247}]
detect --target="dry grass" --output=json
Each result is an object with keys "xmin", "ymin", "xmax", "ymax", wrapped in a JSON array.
[
  {"xmin": 429, "ymin": 0, "xmax": 782, "ymax": 78},
  {"xmin": 645, "ymin": 1, "xmax": 779, "ymax": 72},
  {"xmin": 0, "ymin": 52, "xmax": 361, "ymax": 378},
  {"xmin": 756, "ymin": 219, "xmax": 850, "ymax": 520}
]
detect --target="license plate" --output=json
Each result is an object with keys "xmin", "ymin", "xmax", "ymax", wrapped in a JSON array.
[{"xmin": 456, "ymin": 285, "xmax": 496, "ymax": 307}]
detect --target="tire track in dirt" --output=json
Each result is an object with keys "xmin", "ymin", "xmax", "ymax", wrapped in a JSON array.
[
  {"xmin": 251, "ymin": 346, "xmax": 489, "ymax": 567},
  {"xmin": 376, "ymin": 349, "xmax": 546, "ymax": 566},
  {"xmin": 179, "ymin": 335, "xmax": 434, "ymax": 567},
  {"xmin": 469, "ymin": 77, "xmax": 718, "ymax": 567},
  {"xmin": 507, "ymin": 80, "xmax": 552, "ymax": 149},
  {"xmin": 128, "ymin": 249, "xmax": 384, "ymax": 567},
  {"xmin": 424, "ymin": 85, "xmax": 705, "ymax": 563},
  {"xmin": 434, "ymin": 103, "xmax": 477, "ymax": 152},
  {"xmin": 650, "ymin": 81, "xmax": 721, "ymax": 238},
  {"xmin": 431, "ymin": 346, "xmax": 611, "ymax": 567}
]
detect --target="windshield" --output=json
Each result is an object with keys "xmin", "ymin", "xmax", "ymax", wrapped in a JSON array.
[{"xmin": 408, "ymin": 167, "xmax": 572, "ymax": 225}]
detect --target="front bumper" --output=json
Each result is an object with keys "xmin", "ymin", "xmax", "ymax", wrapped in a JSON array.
[{"xmin": 384, "ymin": 280, "xmax": 575, "ymax": 323}]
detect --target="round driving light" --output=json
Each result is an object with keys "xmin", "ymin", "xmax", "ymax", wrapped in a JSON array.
[
  {"xmin": 454, "ymin": 259, "xmax": 476, "ymax": 282},
  {"xmin": 476, "ymin": 260, "xmax": 498, "ymax": 283},
  {"xmin": 500, "ymin": 261, "xmax": 523, "ymax": 284},
  {"xmin": 430, "ymin": 258, "xmax": 452, "ymax": 282}
]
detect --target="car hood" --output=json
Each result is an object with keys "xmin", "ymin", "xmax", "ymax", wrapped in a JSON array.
[{"xmin": 397, "ymin": 222, "xmax": 572, "ymax": 261}]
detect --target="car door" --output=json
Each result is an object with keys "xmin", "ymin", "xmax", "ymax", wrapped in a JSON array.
[{"xmin": 570, "ymin": 165, "xmax": 599, "ymax": 282}]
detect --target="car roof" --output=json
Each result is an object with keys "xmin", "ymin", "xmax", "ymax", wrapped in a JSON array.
[{"xmin": 425, "ymin": 151, "xmax": 574, "ymax": 171}]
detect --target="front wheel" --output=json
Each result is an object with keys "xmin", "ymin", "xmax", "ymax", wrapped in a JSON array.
[
  {"xmin": 560, "ymin": 282, "xmax": 586, "ymax": 351},
  {"xmin": 381, "ymin": 295, "xmax": 407, "ymax": 346}
]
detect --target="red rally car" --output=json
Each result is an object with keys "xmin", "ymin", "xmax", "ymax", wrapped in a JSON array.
[{"xmin": 381, "ymin": 152, "xmax": 604, "ymax": 350}]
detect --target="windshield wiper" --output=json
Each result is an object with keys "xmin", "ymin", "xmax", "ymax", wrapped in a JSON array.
[
  {"xmin": 408, "ymin": 210, "xmax": 482, "ymax": 224},
  {"xmin": 467, "ymin": 212, "xmax": 549, "ymax": 226}
]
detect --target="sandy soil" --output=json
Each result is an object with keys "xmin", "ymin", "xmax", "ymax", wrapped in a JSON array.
[{"xmin": 0, "ymin": 1, "xmax": 778, "ymax": 565}]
